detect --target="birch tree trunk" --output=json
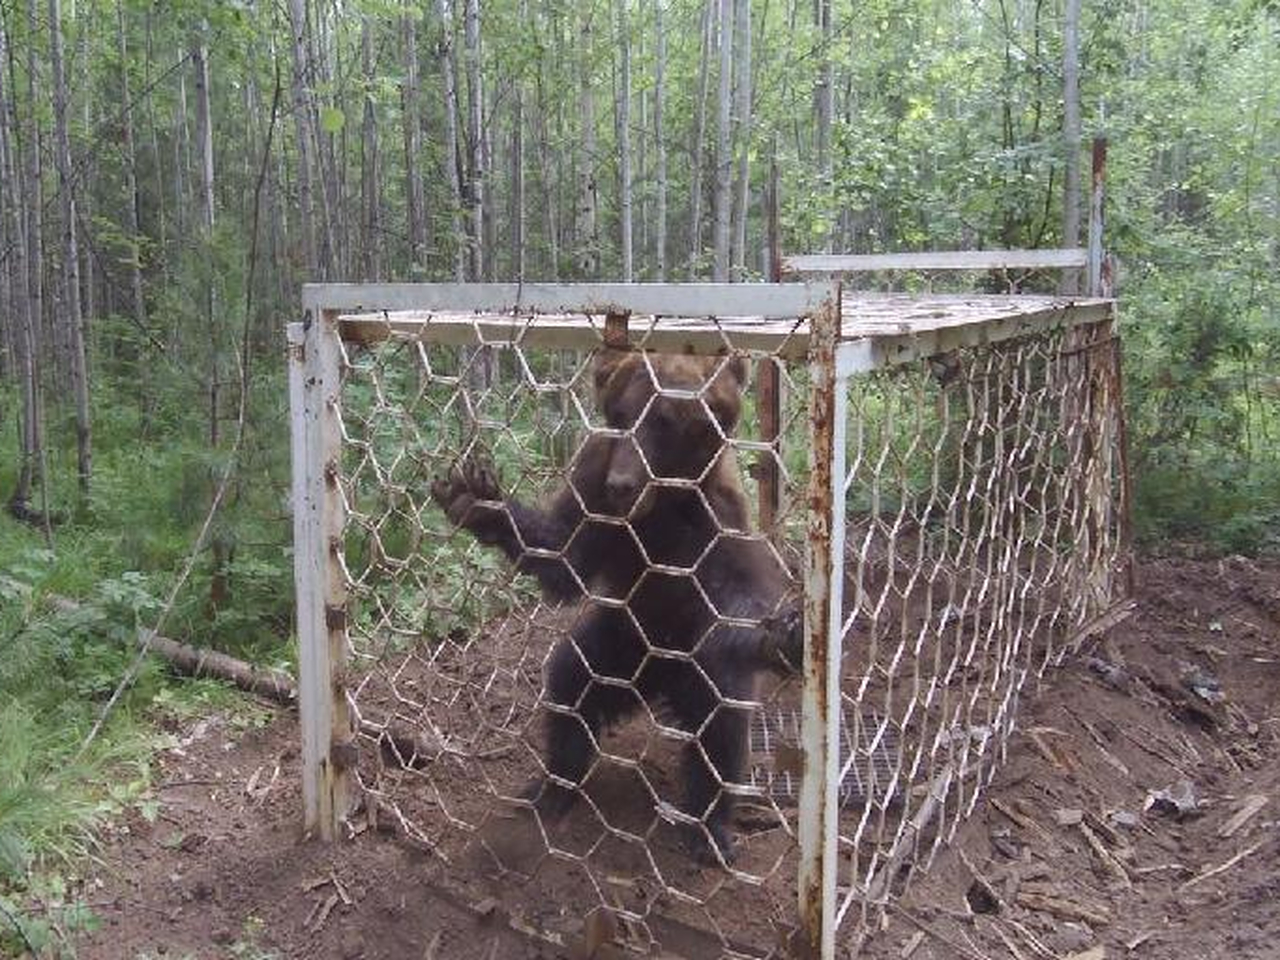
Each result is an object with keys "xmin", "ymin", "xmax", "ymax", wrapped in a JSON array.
[
  {"xmin": 712, "ymin": 0, "xmax": 733, "ymax": 281},
  {"xmin": 576, "ymin": 10, "xmax": 599, "ymax": 277},
  {"xmin": 143, "ymin": 10, "xmax": 169, "ymax": 289},
  {"xmin": 615, "ymin": 0, "xmax": 633, "ymax": 281},
  {"xmin": 688, "ymin": 0, "xmax": 712, "ymax": 275},
  {"xmin": 815, "ymin": 0, "xmax": 833, "ymax": 251},
  {"xmin": 49, "ymin": 0, "xmax": 92, "ymax": 497},
  {"xmin": 535, "ymin": 61, "xmax": 559, "ymax": 278},
  {"xmin": 118, "ymin": 1, "xmax": 146, "ymax": 328},
  {"xmin": 1, "ymin": 16, "xmax": 44, "ymax": 520},
  {"xmin": 360, "ymin": 17, "xmax": 382, "ymax": 280},
  {"xmin": 653, "ymin": 0, "xmax": 667, "ymax": 280},
  {"xmin": 287, "ymin": 0, "xmax": 319, "ymax": 277},
  {"xmin": 402, "ymin": 10, "xmax": 427, "ymax": 273},
  {"xmin": 436, "ymin": 0, "xmax": 466, "ymax": 281},
  {"xmin": 1061, "ymin": 0, "xmax": 1082, "ymax": 293},
  {"xmin": 464, "ymin": 0, "xmax": 484, "ymax": 280},
  {"xmin": 174, "ymin": 71, "xmax": 189, "ymax": 241},
  {"xmin": 191, "ymin": 31, "xmax": 217, "ymax": 445},
  {"xmin": 511, "ymin": 0, "xmax": 527, "ymax": 281},
  {"xmin": 731, "ymin": 0, "xmax": 752, "ymax": 279},
  {"xmin": 24, "ymin": 0, "xmax": 45, "ymax": 376}
]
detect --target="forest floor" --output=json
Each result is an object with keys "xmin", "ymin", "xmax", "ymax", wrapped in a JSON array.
[{"xmin": 68, "ymin": 556, "xmax": 1280, "ymax": 960}]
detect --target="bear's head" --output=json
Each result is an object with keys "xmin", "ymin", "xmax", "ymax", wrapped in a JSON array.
[{"xmin": 592, "ymin": 348, "xmax": 747, "ymax": 514}]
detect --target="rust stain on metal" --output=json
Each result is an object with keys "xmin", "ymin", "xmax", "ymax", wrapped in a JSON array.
[
  {"xmin": 325, "ymin": 604, "xmax": 347, "ymax": 631},
  {"xmin": 603, "ymin": 310, "xmax": 632, "ymax": 348},
  {"xmin": 797, "ymin": 289, "xmax": 843, "ymax": 957}
]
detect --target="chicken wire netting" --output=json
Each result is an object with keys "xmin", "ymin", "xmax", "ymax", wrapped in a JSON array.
[{"xmin": 302, "ymin": 306, "xmax": 1129, "ymax": 957}]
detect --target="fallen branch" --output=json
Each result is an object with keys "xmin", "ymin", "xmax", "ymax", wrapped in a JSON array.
[
  {"xmin": 1218, "ymin": 795, "xmax": 1268, "ymax": 839},
  {"xmin": 1078, "ymin": 821, "xmax": 1131, "ymax": 889},
  {"xmin": 6, "ymin": 497, "xmax": 66, "ymax": 529},
  {"xmin": 887, "ymin": 905, "xmax": 992, "ymax": 960},
  {"xmin": 866, "ymin": 762, "xmax": 955, "ymax": 902},
  {"xmin": 1014, "ymin": 891, "xmax": 1110, "ymax": 927},
  {"xmin": 48, "ymin": 594, "xmax": 442, "ymax": 768},
  {"xmin": 1179, "ymin": 839, "xmax": 1270, "ymax": 893}
]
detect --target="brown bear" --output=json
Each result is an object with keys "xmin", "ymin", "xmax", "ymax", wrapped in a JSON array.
[{"xmin": 431, "ymin": 347, "xmax": 797, "ymax": 863}]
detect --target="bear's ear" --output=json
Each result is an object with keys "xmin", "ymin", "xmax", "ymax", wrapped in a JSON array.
[
  {"xmin": 594, "ymin": 347, "xmax": 630, "ymax": 394},
  {"xmin": 706, "ymin": 355, "xmax": 747, "ymax": 432},
  {"xmin": 720, "ymin": 355, "xmax": 748, "ymax": 387}
]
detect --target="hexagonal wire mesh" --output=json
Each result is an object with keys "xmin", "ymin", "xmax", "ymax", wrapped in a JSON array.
[{"xmin": 288, "ymin": 283, "xmax": 1131, "ymax": 959}]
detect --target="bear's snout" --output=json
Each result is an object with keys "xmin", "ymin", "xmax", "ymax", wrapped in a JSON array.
[{"xmin": 604, "ymin": 438, "xmax": 648, "ymax": 512}]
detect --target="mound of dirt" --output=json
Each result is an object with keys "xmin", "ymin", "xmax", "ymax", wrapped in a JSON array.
[{"xmin": 71, "ymin": 557, "xmax": 1280, "ymax": 959}]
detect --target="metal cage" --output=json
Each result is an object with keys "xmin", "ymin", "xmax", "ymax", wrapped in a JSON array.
[{"xmin": 288, "ymin": 280, "xmax": 1131, "ymax": 958}]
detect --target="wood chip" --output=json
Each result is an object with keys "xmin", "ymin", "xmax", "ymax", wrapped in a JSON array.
[
  {"xmin": 1004, "ymin": 918, "xmax": 1056, "ymax": 959},
  {"xmin": 330, "ymin": 869, "xmax": 353, "ymax": 905},
  {"xmin": 1079, "ymin": 821, "xmax": 1131, "ymax": 889},
  {"xmin": 308, "ymin": 892, "xmax": 340, "ymax": 933},
  {"xmin": 1178, "ymin": 839, "xmax": 1269, "ymax": 892},
  {"xmin": 1218, "ymin": 794, "xmax": 1268, "ymax": 839},
  {"xmin": 1015, "ymin": 891, "xmax": 1111, "ymax": 927},
  {"xmin": 900, "ymin": 931, "xmax": 925, "ymax": 958},
  {"xmin": 1065, "ymin": 948, "xmax": 1105, "ymax": 960},
  {"xmin": 423, "ymin": 931, "xmax": 443, "ymax": 960},
  {"xmin": 988, "ymin": 922, "xmax": 1028, "ymax": 960},
  {"xmin": 1125, "ymin": 932, "xmax": 1152, "ymax": 951},
  {"xmin": 301, "ymin": 875, "xmax": 331, "ymax": 892}
]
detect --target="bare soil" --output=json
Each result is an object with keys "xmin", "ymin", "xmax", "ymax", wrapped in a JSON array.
[{"xmin": 72, "ymin": 556, "xmax": 1280, "ymax": 959}]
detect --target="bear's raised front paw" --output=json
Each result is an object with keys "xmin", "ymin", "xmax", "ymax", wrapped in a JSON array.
[{"xmin": 430, "ymin": 456, "xmax": 502, "ymax": 529}]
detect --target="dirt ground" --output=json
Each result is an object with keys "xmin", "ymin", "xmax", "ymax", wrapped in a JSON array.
[{"xmin": 71, "ymin": 556, "xmax": 1280, "ymax": 959}]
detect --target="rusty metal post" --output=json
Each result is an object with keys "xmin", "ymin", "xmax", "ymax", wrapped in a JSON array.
[
  {"xmin": 796, "ymin": 287, "xmax": 846, "ymax": 960},
  {"xmin": 758, "ymin": 149, "xmax": 784, "ymax": 534},
  {"xmin": 290, "ymin": 310, "xmax": 354, "ymax": 840}
]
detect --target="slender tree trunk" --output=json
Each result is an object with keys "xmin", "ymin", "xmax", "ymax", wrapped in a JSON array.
[
  {"xmin": 688, "ymin": 0, "xmax": 713, "ymax": 274},
  {"xmin": 23, "ymin": 0, "xmax": 45, "ymax": 372},
  {"xmin": 731, "ymin": 0, "xmax": 752, "ymax": 279},
  {"xmin": 615, "ymin": 0, "xmax": 633, "ymax": 280},
  {"xmin": 535, "ymin": 64, "xmax": 559, "ymax": 278},
  {"xmin": 712, "ymin": 0, "xmax": 733, "ymax": 281},
  {"xmin": 1061, "ymin": 0, "xmax": 1082, "ymax": 293},
  {"xmin": 463, "ymin": 0, "xmax": 484, "ymax": 280},
  {"xmin": 174, "ymin": 71, "xmax": 189, "ymax": 240},
  {"xmin": 77, "ymin": 5, "xmax": 94, "ymax": 324},
  {"xmin": 287, "ymin": 0, "xmax": 319, "ymax": 277},
  {"xmin": 402, "ymin": 9, "xmax": 427, "ymax": 273},
  {"xmin": 576, "ymin": 9, "xmax": 599, "ymax": 277},
  {"xmin": 191, "ymin": 31, "xmax": 216, "ymax": 445},
  {"xmin": 118, "ymin": 1, "xmax": 146, "ymax": 329},
  {"xmin": 1, "ymin": 16, "xmax": 43, "ymax": 520},
  {"xmin": 360, "ymin": 17, "xmax": 382, "ymax": 280},
  {"xmin": 815, "ymin": 0, "xmax": 833, "ymax": 251},
  {"xmin": 144, "ymin": 10, "xmax": 169, "ymax": 289},
  {"xmin": 511, "ymin": 0, "xmax": 527, "ymax": 281},
  {"xmin": 653, "ymin": 0, "xmax": 667, "ymax": 280},
  {"xmin": 436, "ymin": 0, "xmax": 465, "ymax": 281},
  {"xmin": 49, "ymin": 0, "xmax": 92, "ymax": 498}
]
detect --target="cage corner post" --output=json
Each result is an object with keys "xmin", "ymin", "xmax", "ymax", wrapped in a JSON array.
[
  {"xmin": 289, "ymin": 308, "xmax": 354, "ymax": 841},
  {"xmin": 796, "ymin": 288, "xmax": 847, "ymax": 959}
]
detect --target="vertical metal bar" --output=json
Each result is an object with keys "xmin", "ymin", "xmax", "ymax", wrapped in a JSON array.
[
  {"xmin": 289, "ymin": 311, "xmax": 353, "ymax": 840},
  {"xmin": 796, "ymin": 289, "xmax": 846, "ymax": 960},
  {"xmin": 757, "ymin": 150, "xmax": 783, "ymax": 533},
  {"xmin": 1086, "ymin": 137, "xmax": 1109, "ymax": 298}
]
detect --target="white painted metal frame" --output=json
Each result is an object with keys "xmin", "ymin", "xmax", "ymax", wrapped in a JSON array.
[
  {"xmin": 288, "ymin": 315, "xmax": 353, "ymax": 840},
  {"xmin": 301, "ymin": 280, "xmax": 839, "ymax": 318},
  {"xmin": 783, "ymin": 248, "xmax": 1088, "ymax": 275}
]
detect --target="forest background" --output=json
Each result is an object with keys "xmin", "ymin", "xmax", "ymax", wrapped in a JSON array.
[{"xmin": 0, "ymin": 0, "xmax": 1277, "ymax": 949}]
